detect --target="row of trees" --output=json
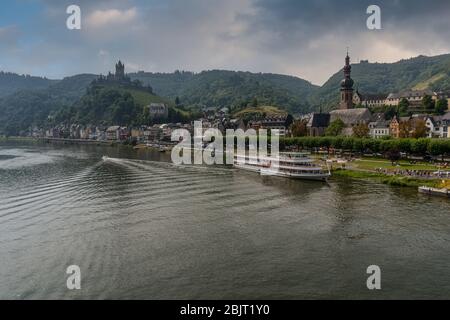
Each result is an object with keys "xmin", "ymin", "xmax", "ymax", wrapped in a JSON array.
[
  {"xmin": 282, "ymin": 136, "xmax": 450, "ymax": 157},
  {"xmin": 290, "ymin": 119, "xmax": 371, "ymax": 138},
  {"xmin": 290, "ymin": 117, "xmax": 430, "ymax": 139}
]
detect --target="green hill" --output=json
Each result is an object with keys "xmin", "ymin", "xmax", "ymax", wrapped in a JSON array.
[
  {"xmin": 2, "ymin": 53, "xmax": 450, "ymax": 135},
  {"xmin": 93, "ymin": 82, "xmax": 169, "ymax": 106},
  {"xmin": 313, "ymin": 54, "xmax": 450, "ymax": 110},
  {"xmin": 0, "ymin": 74, "xmax": 100, "ymax": 135},
  {"xmin": 0, "ymin": 72, "xmax": 56, "ymax": 97},
  {"xmin": 129, "ymin": 70, "xmax": 319, "ymax": 114},
  {"xmin": 0, "ymin": 90, "xmax": 64, "ymax": 136},
  {"xmin": 50, "ymin": 81, "xmax": 198, "ymax": 129},
  {"xmin": 0, "ymin": 74, "xmax": 198, "ymax": 135},
  {"xmin": 45, "ymin": 74, "xmax": 99, "ymax": 105},
  {"xmin": 130, "ymin": 55, "xmax": 450, "ymax": 112}
]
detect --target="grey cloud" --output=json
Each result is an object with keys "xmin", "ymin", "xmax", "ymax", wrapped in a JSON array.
[
  {"xmin": 0, "ymin": 25, "xmax": 20, "ymax": 50},
  {"xmin": 3, "ymin": 0, "xmax": 450, "ymax": 84},
  {"xmin": 247, "ymin": 0, "xmax": 450, "ymax": 48},
  {"xmin": 237, "ymin": 0, "xmax": 450, "ymax": 82}
]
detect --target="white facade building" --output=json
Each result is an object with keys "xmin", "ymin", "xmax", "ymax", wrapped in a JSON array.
[
  {"xmin": 426, "ymin": 113, "xmax": 450, "ymax": 138},
  {"xmin": 369, "ymin": 121, "xmax": 390, "ymax": 139}
]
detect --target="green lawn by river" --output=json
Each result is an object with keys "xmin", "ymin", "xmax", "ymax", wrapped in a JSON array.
[{"xmin": 353, "ymin": 158, "xmax": 441, "ymax": 171}]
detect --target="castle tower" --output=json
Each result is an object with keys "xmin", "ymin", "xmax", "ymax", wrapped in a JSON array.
[
  {"xmin": 339, "ymin": 51, "xmax": 354, "ymax": 110},
  {"xmin": 115, "ymin": 60, "xmax": 125, "ymax": 80}
]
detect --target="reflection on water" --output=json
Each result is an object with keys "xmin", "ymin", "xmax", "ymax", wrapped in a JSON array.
[{"xmin": 1, "ymin": 140, "xmax": 450, "ymax": 299}]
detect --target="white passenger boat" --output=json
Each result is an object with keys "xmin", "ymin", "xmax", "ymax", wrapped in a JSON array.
[
  {"xmin": 234, "ymin": 152, "xmax": 331, "ymax": 181},
  {"xmin": 419, "ymin": 186, "xmax": 450, "ymax": 198}
]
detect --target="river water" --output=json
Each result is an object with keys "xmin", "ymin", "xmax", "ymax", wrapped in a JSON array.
[{"xmin": 1, "ymin": 140, "xmax": 450, "ymax": 299}]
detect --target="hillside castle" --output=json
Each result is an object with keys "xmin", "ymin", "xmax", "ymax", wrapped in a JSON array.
[
  {"xmin": 93, "ymin": 61, "xmax": 153, "ymax": 94},
  {"xmin": 95, "ymin": 60, "xmax": 131, "ymax": 84},
  {"xmin": 107, "ymin": 60, "xmax": 130, "ymax": 83}
]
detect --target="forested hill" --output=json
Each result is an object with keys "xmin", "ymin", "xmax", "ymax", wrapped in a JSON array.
[
  {"xmin": 312, "ymin": 54, "xmax": 450, "ymax": 110},
  {"xmin": 0, "ymin": 74, "xmax": 98, "ymax": 136},
  {"xmin": 2, "ymin": 53, "xmax": 450, "ymax": 135},
  {"xmin": 0, "ymin": 69, "xmax": 320, "ymax": 115},
  {"xmin": 45, "ymin": 74, "xmax": 99, "ymax": 105},
  {"xmin": 0, "ymin": 77, "xmax": 194, "ymax": 136},
  {"xmin": 129, "ymin": 70, "xmax": 319, "ymax": 114},
  {"xmin": 0, "ymin": 72, "xmax": 56, "ymax": 97},
  {"xmin": 51, "ymin": 81, "xmax": 175, "ymax": 127},
  {"xmin": 129, "ymin": 54, "xmax": 450, "ymax": 112}
]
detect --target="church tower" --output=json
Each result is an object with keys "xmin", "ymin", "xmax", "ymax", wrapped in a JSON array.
[
  {"xmin": 339, "ymin": 51, "xmax": 354, "ymax": 110},
  {"xmin": 115, "ymin": 60, "xmax": 125, "ymax": 80}
]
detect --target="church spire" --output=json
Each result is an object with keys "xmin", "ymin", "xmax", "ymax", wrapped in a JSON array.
[{"xmin": 340, "ymin": 50, "xmax": 355, "ymax": 110}]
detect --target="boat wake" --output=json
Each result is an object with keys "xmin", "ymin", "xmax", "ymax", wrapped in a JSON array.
[{"xmin": 101, "ymin": 156, "xmax": 232, "ymax": 175}]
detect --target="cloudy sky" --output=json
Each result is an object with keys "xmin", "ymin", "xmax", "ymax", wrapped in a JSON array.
[{"xmin": 1, "ymin": 0, "xmax": 450, "ymax": 85}]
